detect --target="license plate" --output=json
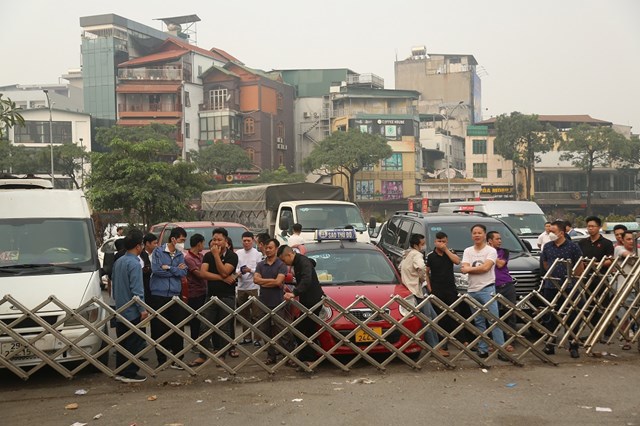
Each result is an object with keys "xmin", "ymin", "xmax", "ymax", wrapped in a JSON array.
[
  {"xmin": 1, "ymin": 341, "xmax": 34, "ymax": 358},
  {"xmin": 355, "ymin": 327, "xmax": 382, "ymax": 343}
]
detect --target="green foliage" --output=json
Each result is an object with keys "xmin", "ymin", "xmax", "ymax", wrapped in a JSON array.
[
  {"xmin": 94, "ymin": 123, "xmax": 178, "ymax": 152},
  {"xmin": 559, "ymin": 124, "xmax": 627, "ymax": 215},
  {"xmin": 255, "ymin": 165, "xmax": 305, "ymax": 183},
  {"xmin": 303, "ymin": 129, "xmax": 393, "ymax": 202},
  {"xmin": 190, "ymin": 141, "xmax": 252, "ymax": 176},
  {"xmin": 86, "ymin": 136, "xmax": 205, "ymax": 228},
  {"xmin": 494, "ymin": 112, "xmax": 560, "ymax": 200},
  {"xmin": 0, "ymin": 94, "xmax": 25, "ymax": 140}
]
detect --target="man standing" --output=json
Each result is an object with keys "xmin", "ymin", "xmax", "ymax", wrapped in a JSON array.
[
  {"xmin": 190, "ymin": 227, "xmax": 239, "ymax": 366},
  {"xmin": 287, "ymin": 223, "xmax": 305, "ymax": 248},
  {"xmin": 460, "ymin": 224, "xmax": 507, "ymax": 361},
  {"xmin": 400, "ymin": 233, "xmax": 448, "ymax": 357},
  {"xmin": 278, "ymin": 245, "xmax": 325, "ymax": 369},
  {"xmin": 140, "ymin": 233, "xmax": 158, "ymax": 301},
  {"xmin": 613, "ymin": 224, "xmax": 628, "ymax": 247},
  {"xmin": 565, "ymin": 221, "xmax": 579, "ymax": 238},
  {"xmin": 112, "ymin": 230, "xmax": 148, "ymax": 383},
  {"xmin": 578, "ymin": 216, "xmax": 614, "ymax": 339},
  {"xmin": 540, "ymin": 220, "xmax": 584, "ymax": 357},
  {"xmin": 254, "ymin": 238, "xmax": 295, "ymax": 365},
  {"xmin": 236, "ymin": 231, "xmax": 264, "ymax": 346},
  {"xmin": 487, "ymin": 231, "xmax": 517, "ymax": 351},
  {"xmin": 537, "ymin": 222, "xmax": 552, "ymax": 252},
  {"xmin": 149, "ymin": 227, "xmax": 188, "ymax": 369},
  {"xmin": 426, "ymin": 231, "xmax": 468, "ymax": 349},
  {"xmin": 184, "ymin": 233, "xmax": 208, "ymax": 344}
]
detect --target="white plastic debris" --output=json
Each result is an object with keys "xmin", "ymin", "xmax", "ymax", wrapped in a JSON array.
[
  {"xmin": 481, "ymin": 369, "xmax": 488, "ymax": 374},
  {"xmin": 596, "ymin": 407, "xmax": 613, "ymax": 413},
  {"xmin": 217, "ymin": 376, "xmax": 229, "ymax": 382},
  {"xmin": 347, "ymin": 378, "xmax": 375, "ymax": 384},
  {"xmin": 204, "ymin": 379, "xmax": 212, "ymax": 383},
  {"xmin": 93, "ymin": 413, "xmax": 103, "ymax": 419},
  {"xmin": 74, "ymin": 389, "xmax": 88, "ymax": 395},
  {"xmin": 70, "ymin": 423, "xmax": 87, "ymax": 426},
  {"xmin": 196, "ymin": 400, "xmax": 203, "ymax": 403},
  {"xmin": 291, "ymin": 398, "xmax": 303, "ymax": 402}
]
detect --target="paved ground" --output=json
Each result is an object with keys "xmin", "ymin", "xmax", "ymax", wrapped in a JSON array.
[{"xmin": 2, "ymin": 346, "xmax": 639, "ymax": 426}]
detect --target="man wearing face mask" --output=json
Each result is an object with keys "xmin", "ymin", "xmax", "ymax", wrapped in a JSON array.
[
  {"xmin": 149, "ymin": 227, "xmax": 188, "ymax": 369},
  {"xmin": 399, "ymin": 233, "xmax": 448, "ymax": 357},
  {"xmin": 540, "ymin": 220, "xmax": 584, "ymax": 357}
]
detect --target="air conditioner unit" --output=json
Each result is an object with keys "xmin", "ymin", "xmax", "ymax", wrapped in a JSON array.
[
  {"xmin": 276, "ymin": 137, "xmax": 283, "ymax": 143},
  {"xmin": 313, "ymin": 112, "xmax": 319, "ymax": 118},
  {"xmin": 303, "ymin": 112, "xmax": 310, "ymax": 118}
]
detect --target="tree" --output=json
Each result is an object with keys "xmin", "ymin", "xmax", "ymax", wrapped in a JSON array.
[
  {"xmin": 559, "ymin": 124, "xmax": 627, "ymax": 215},
  {"xmin": 0, "ymin": 94, "xmax": 25, "ymax": 140},
  {"xmin": 94, "ymin": 123, "xmax": 178, "ymax": 152},
  {"xmin": 494, "ymin": 112, "xmax": 559, "ymax": 200},
  {"xmin": 302, "ymin": 128, "xmax": 393, "ymax": 202},
  {"xmin": 255, "ymin": 165, "xmax": 306, "ymax": 183},
  {"xmin": 86, "ymin": 137, "xmax": 205, "ymax": 228},
  {"xmin": 190, "ymin": 141, "xmax": 252, "ymax": 176},
  {"xmin": 0, "ymin": 140, "xmax": 30, "ymax": 173}
]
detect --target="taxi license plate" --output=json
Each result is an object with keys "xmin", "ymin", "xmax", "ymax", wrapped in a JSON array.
[
  {"xmin": 355, "ymin": 327, "xmax": 382, "ymax": 343},
  {"xmin": 1, "ymin": 341, "xmax": 34, "ymax": 358}
]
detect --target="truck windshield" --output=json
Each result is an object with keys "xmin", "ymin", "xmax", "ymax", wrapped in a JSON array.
[
  {"xmin": 0, "ymin": 219, "xmax": 95, "ymax": 268},
  {"xmin": 296, "ymin": 205, "xmax": 367, "ymax": 232},
  {"xmin": 490, "ymin": 213, "xmax": 547, "ymax": 237},
  {"xmin": 426, "ymin": 221, "xmax": 525, "ymax": 254}
]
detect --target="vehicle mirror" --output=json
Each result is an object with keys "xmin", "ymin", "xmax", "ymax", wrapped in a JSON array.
[
  {"xmin": 521, "ymin": 238, "xmax": 533, "ymax": 252},
  {"xmin": 279, "ymin": 217, "xmax": 290, "ymax": 232},
  {"xmin": 368, "ymin": 217, "xmax": 377, "ymax": 229}
]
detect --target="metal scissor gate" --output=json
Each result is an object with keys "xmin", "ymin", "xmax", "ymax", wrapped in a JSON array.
[{"xmin": 1, "ymin": 256, "xmax": 638, "ymax": 380}]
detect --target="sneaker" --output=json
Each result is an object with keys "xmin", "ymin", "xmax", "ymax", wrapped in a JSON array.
[
  {"xmin": 114, "ymin": 375, "xmax": 125, "ymax": 382},
  {"xmin": 253, "ymin": 340, "xmax": 262, "ymax": 347},
  {"xmin": 437, "ymin": 348, "xmax": 450, "ymax": 357},
  {"xmin": 477, "ymin": 351, "xmax": 489, "ymax": 358},
  {"xmin": 241, "ymin": 338, "xmax": 253, "ymax": 345},
  {"xmin": 119, "ymin": 374, "xmax": 147, "ymax": 383},
  {"xmin": 170, "ymin": 363, "xmax": 184, "ymax": 370},
  {"xmin": 569, "ymin": 343, "xmax": 580, "ymax": 359},
  {"xmin": 543, "ymin": 345, "xmax": 555, "ymax": 355}
]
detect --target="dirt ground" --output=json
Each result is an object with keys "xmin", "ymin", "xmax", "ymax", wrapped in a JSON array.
[{"xmin": 1, "ymin": 351, "xmax": 639, "ymax": 426}]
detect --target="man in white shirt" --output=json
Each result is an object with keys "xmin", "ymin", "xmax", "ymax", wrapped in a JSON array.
[
  {"xmin": 287, "ymin": 223, "xmax": 305, "ymax": 248},
  {"xmin": 461, "ymin": 224, "xmax": 507, "ymax": 361},
  {"xmin": 235, "ymin": 231, "xmax": 264, "ymax": 346},
  {"xmin": 537, "ymin": 222, "xmax": 552, "ymax": 251}
]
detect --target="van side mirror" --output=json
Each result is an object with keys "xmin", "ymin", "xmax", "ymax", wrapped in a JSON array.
[
  {"xmin": 279, "ymin": 217, "xmax": 290, "ymax": 232},
  {"xmin": 521, "ymin": 239, "xmax": 533, "ymax": 252},
  {"xmin": 368, "ymin": 217, "xmax": 377, "ymax": 229}
]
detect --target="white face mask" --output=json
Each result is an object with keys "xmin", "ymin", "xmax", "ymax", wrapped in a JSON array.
[
  {"xmin": 175, "ymin": 242, "xmax": 185, "ymax": 252},
  {"xmin": 548, "ymin": 232, "xmax": 558, "ymax": 242}
]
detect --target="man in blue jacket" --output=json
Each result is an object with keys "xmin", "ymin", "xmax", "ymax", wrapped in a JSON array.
[{"xmin": 149, "ymin": 227, "xmax": 188, "ymax": 369}]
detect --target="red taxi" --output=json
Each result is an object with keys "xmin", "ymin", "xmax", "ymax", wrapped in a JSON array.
[{"xmin": 299, "ymin": 229, "xmax": 423, "ymax": 356}]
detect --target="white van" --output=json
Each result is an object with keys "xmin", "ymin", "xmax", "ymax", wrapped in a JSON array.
[
  {"xmin": 437, "ymin": 201, "xmax": 547, "ymax": 252},
  {"xmin": 0, "ymin": 178, "xmax": 106, "ymax": 368}
]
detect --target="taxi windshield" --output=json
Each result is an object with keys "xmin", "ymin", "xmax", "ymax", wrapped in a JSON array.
[{"xmin": 307, "ymin": 248, "xmax": 399, "ymax": 285}]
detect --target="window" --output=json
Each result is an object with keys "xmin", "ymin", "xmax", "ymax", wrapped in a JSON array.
[
  {"xmin": 148, "ymin": 94, "xmax": 160, "ymax": 111},
  {"xmin": 493, "ymin": 141, "xmax": 499, "ymax": 155},
  {"xmin": 381, "ymin": 180, "xmax": 403, "ymax": 200},
  {"xmin": 185, "ymin": 122, "xmax": 190, "ymax": 139},
  {"xmin": 279, "ymin": 153, "xmax": 284, "ymax": 166},
  {"xmin": 277, "ymin": 93, "xmax": 283, "ymax": 110},
  {"xmin": 199, "ymin": 115, "xmax": 235, "ymax": 141},
  {"xmin": 396, "ymin": 220, "xmax": 416, "ymax": 249},
  {"xmin": 13, "ymin": 121, "xmax": 72, "ymax": 144},
  {"xmin": 382, "ymin": 153, "xmax": 402, "ymax": 171},
  {"xmin": 277, "ymin": 122, "xmax": 285, "ymax": 139},
  {"xmin": 473, "ymin": 163, "xmax": 488, "ymax": 178},
  {"xmin": 209, "ymin": 88, "xmax": 227, "ymax": 110},
  {"xmin": 356, "ymin": 180, "xmax": 375, "ymax": 200},
  {"xmin": 472, "ymin": 139, "xmax": 487, "ymax": 154},
  {"xmin": 244, "ymin": 117, "xmax": 255, "ymax": 135},
  {"xmin": 184, "ymin": 91, "xmax": 191, "ymax": 107},
  {"xmin": 497, "ymin": 168, "xmax": 502, "ymax": 178},
  {"xmin": 246, "ymin": 148, "xmax": 255, "ymax": 162}
]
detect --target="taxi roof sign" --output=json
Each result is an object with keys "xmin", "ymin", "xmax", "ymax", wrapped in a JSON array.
[{"xmin": 316, "ymin": 228, "xmax": 357, "ymax": 242}]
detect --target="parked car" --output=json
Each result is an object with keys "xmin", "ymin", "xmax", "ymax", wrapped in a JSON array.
[
  {"xmin": 149, "ymin": 222, "xmax": 168, "ymax": 237},
  {"xmin": 157, "ymin": 221, "xmax": 249, "ymax": 250},
  {"xmin": 377, "ymin": 211, "xmax": 541, "ymax": 298},
  {"xmin": 298, "ymin": 229, "xmax": 423, "ymax": 357}
]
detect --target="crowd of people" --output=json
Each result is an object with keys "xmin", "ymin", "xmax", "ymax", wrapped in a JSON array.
[{"xmin": 108, "ymin": 215, "xmax": 636, "ymax": 382}]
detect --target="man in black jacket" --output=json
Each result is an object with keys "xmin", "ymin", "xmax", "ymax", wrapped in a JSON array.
[{"xmin": 278, "ymin": 245, "xmax": 325, "ymax": 367}]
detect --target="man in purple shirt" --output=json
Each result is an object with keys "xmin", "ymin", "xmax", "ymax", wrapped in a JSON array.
[{"xmin": 487, "ymin": 231, "xmax": 516, "ymax": 351}]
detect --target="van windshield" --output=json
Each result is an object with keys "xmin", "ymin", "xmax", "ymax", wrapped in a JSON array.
[
  {"xmin": 426, "ymin": 221, "xmax": 525, "ymax": 254},
  {"xmin": 490, "ymin": 213, "xmax": 547, "ymax": 236},
  {"xmin": 0, "ymin": 219, "xmax": 94, "ymax": 268},
  {"xmin": 296, "ymin": 204, "xmax": 367, "ymax": 232}
]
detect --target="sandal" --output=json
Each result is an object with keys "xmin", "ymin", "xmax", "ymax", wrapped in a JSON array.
[
  {"xmin": 622, "ymin": 342, "xmax": 632, "ymax": 350},
  {"xmin": 505, "ymin": 345, "xmax": 515, "ymax": 352},
  {"xmin": 228, "ymin": 349, "xmax": 239, "ymax": 358},
  {"xmin": 265, "ymin": 358, "xmax": 277, "ymax": 365},
  {"xmin": 285, "ymin": 359, "xmax": 298, "ymax": 368},
  {"xmin": 188, "ymin": 358, "xmax": 206, "ymax": 367}
]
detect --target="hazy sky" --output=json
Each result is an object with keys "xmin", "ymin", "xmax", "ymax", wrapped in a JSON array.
[{"xmin": 1, "ymin": 0, "xmax": 638, "ymax": 131}]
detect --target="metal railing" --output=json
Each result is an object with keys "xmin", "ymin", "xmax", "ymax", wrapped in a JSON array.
[{"xmin": 1, "ymin": 255, "xmax": 638, "ymax": 380}]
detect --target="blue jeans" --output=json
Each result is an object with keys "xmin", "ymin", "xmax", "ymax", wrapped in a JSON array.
[
  {"xmin": 416, "ymin": 295, "xmax": 440, "ymax": 349},
  {"xmin": 469, "ymin": 284, "xmax": 505, "ymax": 354}
]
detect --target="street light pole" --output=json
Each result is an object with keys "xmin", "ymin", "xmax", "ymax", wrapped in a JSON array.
[
  {"xmin": 440, "ymin": 101, "xmax": 465, "ymax": 203},
  {"xmin": 43, "ymin": 89, "xmax": 54, "ymax": 186},
  {"xmin": 79, "ymin": 137, "xmax": 84, "ymax": 189}
]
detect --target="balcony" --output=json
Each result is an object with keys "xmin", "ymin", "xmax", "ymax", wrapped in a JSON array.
[
  {"xmin": 118, "ymin": 103, "xmax": 183, "ymax": 119},
  {"xmin": 332, "ymin": 106, "xmax": 418, "ymax": 117},
  {"xmin": 118, "ymin": 67, "xmax": 183, "ymax": 81}
]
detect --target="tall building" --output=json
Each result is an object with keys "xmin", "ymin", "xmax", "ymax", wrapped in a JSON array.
[{"xmin": 80, "ymin": 14, "xmax": 170, "ymax": 127}]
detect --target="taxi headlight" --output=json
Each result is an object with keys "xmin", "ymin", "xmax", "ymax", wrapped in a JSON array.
[
  {"xmin": 398, "ymin": 295, "xmax": 417, "ymax": 317},
  {"xmin": 64, "ymin": 305, "xmax": 100, "ymax": 327},
  {"xmin": 318, "ymin": 305, "xmax": 333, "ymax": 321},
  {"xmin": 454, "ymin": 272, "xmax": 469, "ymax": 291}
]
